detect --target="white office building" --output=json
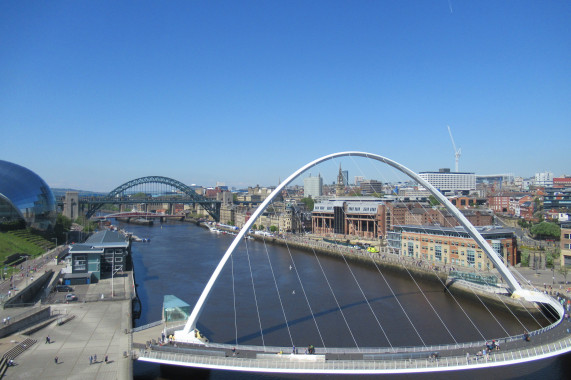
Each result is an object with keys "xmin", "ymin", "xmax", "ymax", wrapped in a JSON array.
[
  {"xmin": 304, "ymin": 174, "xmax": 323, "ymax": 198},
  {"xmin": 419, "ymin": 169, "xmax": 476, "ymax": 194},
  {"xmin": 534, "ymin": 171, "xmax": 554, "ymax": 187}
]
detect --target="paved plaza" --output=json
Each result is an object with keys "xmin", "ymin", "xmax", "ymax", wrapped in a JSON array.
[{"xmin": 0, "ymin": 248, "xmax": 133, "ymax": 379}]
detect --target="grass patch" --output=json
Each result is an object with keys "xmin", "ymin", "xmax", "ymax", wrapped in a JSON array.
[{"xmin": 0, "ymin": 230, "xmax": 52, "ymax": 264}]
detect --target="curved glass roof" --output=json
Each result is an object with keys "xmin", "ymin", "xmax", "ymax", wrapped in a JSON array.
[{"xmin": 0, "ymin": 160, "xmax": 56, "ymax": 230}]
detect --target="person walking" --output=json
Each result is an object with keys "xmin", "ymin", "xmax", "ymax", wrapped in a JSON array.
[
  {"xmin": 89, "ymin": 355, "xmax": 92, "ymax": 365},
  {"xmin": 54, "ymin": 356, "xmax": 58, "ymax": 364},
  {"xmin": 105, "ymin": 355, "xmax": 108, "ymax": 364}
]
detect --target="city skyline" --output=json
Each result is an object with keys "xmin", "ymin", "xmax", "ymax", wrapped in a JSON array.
[{"xmin": 1, "ymin": 1, "xmax": 569, "ymax": 192}]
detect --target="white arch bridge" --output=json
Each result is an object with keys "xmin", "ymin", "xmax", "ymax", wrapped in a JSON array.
[{"xmin": 132, "ymin": 152, "xmax": 571, "ymax": 374}]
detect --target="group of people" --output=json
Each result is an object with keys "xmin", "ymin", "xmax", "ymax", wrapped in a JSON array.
[
  {"xmin": 486, "ymin": 340, "xmax": 500, "ymax": 351},
  {"xmin": 466, "ymin": 340, "xmax": 500, "ymax": 363},
  {"xmin": 88, "ymin": 354, "xmax": 109, "ymax": 364}
]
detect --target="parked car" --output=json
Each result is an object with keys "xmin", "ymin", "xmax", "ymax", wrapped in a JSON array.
[
  {"xmin": 65, "ymin": 293, "xmax": 78, "ymax": 302},
  {"xmin": 56, "ymin": 285, "xmax": 73, "ymax": 292}
]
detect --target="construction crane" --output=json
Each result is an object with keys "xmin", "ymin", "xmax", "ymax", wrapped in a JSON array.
[{"xmin": 447, "ymin": 125, "xmax": 461, "ymax": 172}]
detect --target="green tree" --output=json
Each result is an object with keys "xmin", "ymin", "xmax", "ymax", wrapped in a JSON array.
[
  {"xmin": 520, "ymin": 249, "xmax": 530, "ymax": 267},
  {"xmin": 300, "ymin": 197, "xmax": 315, "ymax": 211},
  {"xmin": 428, "ymin": 195, "xmax": 439, "ymax": 207},
  {"xmin": 531, "ymin": 221, "xmax": 560, "ymax": 240},
  {"xmin": 559, "ymin": 266, "xmax": 570, "ymax": 284},
  {"xmin": 270, "ymin": 225, "xmax": 278, "ymax": 232}
]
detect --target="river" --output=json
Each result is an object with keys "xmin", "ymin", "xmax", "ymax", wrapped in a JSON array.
[{"xmin": 124, "ymin": 221, "xmax": 570, "ymax": 379}]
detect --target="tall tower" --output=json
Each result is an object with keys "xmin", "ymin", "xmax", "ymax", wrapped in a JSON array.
[{"xmin": 336, "ymin": 164, "xmax": 344, "ymax": 196}]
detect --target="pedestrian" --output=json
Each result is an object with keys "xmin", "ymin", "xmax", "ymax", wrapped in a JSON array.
[
  {"xmin": 54, "ymin": 356, "xmax": 58, "ymax": 364},
  {"xmin": 89, "ymin": 355, "xmax": 92, "ymax": 365},
  {"xmin": 94, "ymin": 354, "xmax": 97, "ymax": 362},
  {"xmin": 45, "ymin": 336, "xmax": 49, "ymax": 344},
  {"xmin": 105, "ymin": 355, "xmax": 108, "ymax": 364}
]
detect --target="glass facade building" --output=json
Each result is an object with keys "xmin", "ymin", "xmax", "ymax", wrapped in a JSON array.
[{"xmin": 0, "ymin": 160, "xmax": 56, "ymax": 230}]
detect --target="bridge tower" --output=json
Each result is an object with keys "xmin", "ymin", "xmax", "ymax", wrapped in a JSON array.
[{"xmin": 63, "ymin": 191, "xmax": 79, "ymax": 220}]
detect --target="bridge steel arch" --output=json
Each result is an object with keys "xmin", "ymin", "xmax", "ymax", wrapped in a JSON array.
[
  {"xmin": 85, "ymin": 176, "xmax": 221, "ymax": 221},
  {"xmin": 175, "ymin": 151, "xmax": 563, "ymax": 343}
]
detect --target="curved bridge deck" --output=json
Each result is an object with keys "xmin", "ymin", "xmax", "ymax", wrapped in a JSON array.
[{"xmin": 132, "ymin": 319, "xmax": 571, "ymax": 374}]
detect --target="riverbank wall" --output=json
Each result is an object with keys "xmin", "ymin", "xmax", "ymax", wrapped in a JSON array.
[{"xmin": 198, "ymin": 223, "xmax": 548, "ymax": 320}]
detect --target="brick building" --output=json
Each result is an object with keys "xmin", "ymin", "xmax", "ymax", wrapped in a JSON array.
[{"xmin": 387, "ymin": 225, "xmax": 518, "ymax": 269}]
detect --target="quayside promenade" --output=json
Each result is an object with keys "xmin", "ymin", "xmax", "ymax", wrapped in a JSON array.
[{"xmin": 0, "ymin": 247, "xmax": 133, "ymax": 379}]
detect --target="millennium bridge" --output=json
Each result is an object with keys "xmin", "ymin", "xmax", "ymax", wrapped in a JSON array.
[{"xmin": 130, "ymin": 152, "xmax": 571, "ymax": 374}]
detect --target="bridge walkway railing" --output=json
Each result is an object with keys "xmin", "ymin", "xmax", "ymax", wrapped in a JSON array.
[{"xmin": 136, "ymin": 332, "xmax": 571, "ymax": 372}]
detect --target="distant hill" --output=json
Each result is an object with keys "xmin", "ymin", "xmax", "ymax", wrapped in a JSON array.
[{"xmin": 51, "ymin": 188, "xmax": 108, "ymax": 197}]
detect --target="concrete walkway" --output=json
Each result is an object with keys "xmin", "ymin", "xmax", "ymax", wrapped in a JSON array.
[{"xmin": 0, "ymin": 247, "xmax": 133, "ymax": 379}]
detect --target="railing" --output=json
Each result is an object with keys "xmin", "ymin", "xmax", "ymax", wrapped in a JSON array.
[
  {"xmin": 137, "ymin": 334, "xmax": 571, "ymax": 373},
  {"xmin": 132, "ymin": 320, "xmax": 163, "ymax": 333}
]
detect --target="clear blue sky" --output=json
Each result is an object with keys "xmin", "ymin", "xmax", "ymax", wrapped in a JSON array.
[{"xmin": 1, "ymin": 1, "xmax": 569, "ymax": 191}]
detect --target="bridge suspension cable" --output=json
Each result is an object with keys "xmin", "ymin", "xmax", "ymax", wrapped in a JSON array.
[
  {"xmin": 244, "ymin": 238, "xmax": 266, "ymax": 350},
  {"xmin": 260, "ymin": 236, "xmax": 294, "ymax": 347},
  {"xmin": 176, "ymin": 151, "xmax": 562, "ymax": 352}
]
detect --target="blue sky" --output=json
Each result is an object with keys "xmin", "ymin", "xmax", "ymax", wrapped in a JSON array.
[{"xmin": 1, "ymin": 1, "xmax": 569, "ymax": 191}]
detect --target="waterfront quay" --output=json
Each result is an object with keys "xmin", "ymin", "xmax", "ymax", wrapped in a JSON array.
[
  {"xmin": 206, "ymin": 224, "xmax": 562, "ymax": 317},
  {"xmin": 0, "ymin": 247, "xmax": 133, "ymax": 379}
]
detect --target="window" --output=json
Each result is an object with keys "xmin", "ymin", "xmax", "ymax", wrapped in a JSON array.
[
  {"xmin": 73, "ymin": 255, "xmax": 86, "ymax": 271},
  {"xmin": 467, "ymin": 249, "xmax": 475, "ymax": 266},
  {"xmin": 408, "ymin": 242, "xmax": 414, "ymax": 257},
  {"xmin": 435, "ymin": 245, "xmax": 442, "ymax": 261}
]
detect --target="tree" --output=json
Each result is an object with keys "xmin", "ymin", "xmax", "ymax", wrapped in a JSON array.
[
  {"xmin": 531, "ymin": 221, "xmax": 560, "ymax": 240},
  {"xmin": 559, "ymin": 266, "xmax": 570, "ymax": 284},
  {"xmin": 428, "ymin": 195, "xmax": 439, "ymax": 207},
  {"xmin": 270, "ymin": 225, "xmax": 278, "ymax": 232},
  {"xmin": 300, "ymin": 197, "xmax": 315, "ymax": 212},
  {"xmin": 520, "ymin": 249, "xmax": 530, "ymax": 267}
]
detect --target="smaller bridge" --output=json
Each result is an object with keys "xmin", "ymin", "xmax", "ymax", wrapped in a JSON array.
[
  {"xmin": 96, "ymin": 212, "xmax": 184, "ymax": 221},
  {"xmin": 80, "ymin": 176, "xmax": 221, "ymax": 221}
]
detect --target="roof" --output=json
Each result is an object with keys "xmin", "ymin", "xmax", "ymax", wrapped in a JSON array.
[
  {"xmin": 68, "ymin": 244, "xmax": 104, "ymax": 253},
  {"xmin": 394, "ymin": 224, "xmax": 515, "ymax": 238},
  {"xmin": 86, "ymin": 230, "xmax": 128, "ymax": 245},
  {"xmin": 163, "ymin": 295, "xmax": 190, "ymax": 309}
]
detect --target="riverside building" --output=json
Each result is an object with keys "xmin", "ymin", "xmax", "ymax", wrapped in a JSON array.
[
  {"xmin": 387, "ymin": 225, "xmax": 518, "ymax": 269},
  {"xmin": 65, "ymin": 230, "xmax": 131, "ymax": 284}
]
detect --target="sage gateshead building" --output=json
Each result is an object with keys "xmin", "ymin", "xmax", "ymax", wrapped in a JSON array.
[{"xmin": 0, "ymin": 160, "xmax": 56, "ymax": 231}]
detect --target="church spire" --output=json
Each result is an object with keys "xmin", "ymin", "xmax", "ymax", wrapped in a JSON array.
[{"xmin": 336, "ymin": 164, "xmax": 344, "ymax": 196}]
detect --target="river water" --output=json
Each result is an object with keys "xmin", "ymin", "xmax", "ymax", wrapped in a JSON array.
[{"xmin": 125, "ymin": 221, "xmax": 570, "ymax": 380}]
